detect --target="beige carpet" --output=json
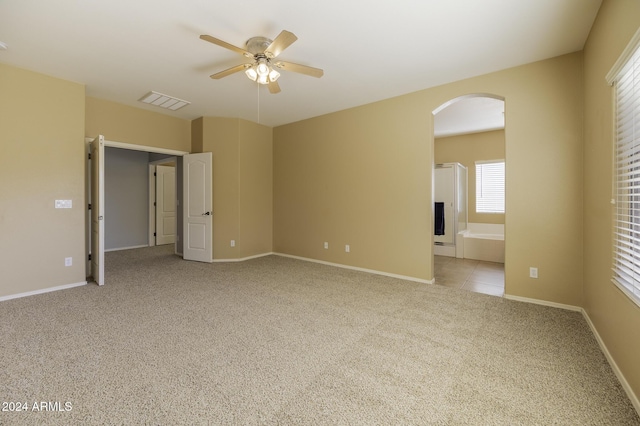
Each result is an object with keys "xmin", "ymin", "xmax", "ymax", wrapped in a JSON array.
[{"xmin": 1, "ymin": 245, "xmax": 638, "ymax": 425}]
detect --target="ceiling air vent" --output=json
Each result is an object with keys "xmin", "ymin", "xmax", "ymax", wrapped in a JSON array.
[{"xmin": 138, "ymin": 91, "xmax": 190, "ymax": 111}]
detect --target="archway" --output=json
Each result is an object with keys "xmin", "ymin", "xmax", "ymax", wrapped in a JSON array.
[{"xmin": 432, "ymin": 94, "xmax": 506, "ymax": 297}]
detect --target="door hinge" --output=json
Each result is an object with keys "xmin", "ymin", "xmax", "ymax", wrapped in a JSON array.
[
  {"xmin": 88, "ymin": 254, "xmax": 92, "ymax": 261},
  {"xmin": 153, "ymin": 232, "xmax": 156, "ymax": 237},
  {"xmin": 154, "ymin": 172, "xmax": 157, "ymax": 176},
  {"xmin": 88, "ymin": 153, "xmax": 92, "ymax": 160},
  {"xmin": 154, "ymin": 202, "xmax": 156, "ymax": 206},
  {"xmin": 88, "ymin": 203, "xmax": 92, "ymax": 210}
]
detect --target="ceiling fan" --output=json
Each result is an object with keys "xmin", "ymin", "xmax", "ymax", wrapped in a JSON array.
[{"xmin": 199, "ymin": 30, "xmax": 323, "ymax": 94}]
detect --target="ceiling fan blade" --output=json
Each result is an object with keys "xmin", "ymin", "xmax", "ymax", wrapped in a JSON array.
[
  {"xmin": 210, "ymin": 64, "xmax": 251, "ymax": 79},
  {"xmin": 264, "ymin": 30, "xmax": 297, "ymax": 58},
  {"xmin": 268, "ymin": 80, "xmax": 281, "ymax": 94},
  {"xmin": 273, "ymin": 61, "xmax": 324, "ymax": 78},
  {"xmin": 200, "ymin": 35, "xmax": 253, "ymax": 58}
]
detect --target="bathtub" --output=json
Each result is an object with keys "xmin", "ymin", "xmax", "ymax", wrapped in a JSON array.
[{"xmin": 456, "ymin": 223, "xmax": 504, "ymax": 263}]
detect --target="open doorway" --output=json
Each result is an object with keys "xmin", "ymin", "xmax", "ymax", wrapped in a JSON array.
[
  {"xmin": 432, "ymin": 94, "xmax": 506, "ymax": 297},
  {"xmin": 104, "ymin": 147, "xmax": 156, "ymax": 252},
  {"xmin": 85, "ymin": 137, "xmax": 213, "ymax": 285}
]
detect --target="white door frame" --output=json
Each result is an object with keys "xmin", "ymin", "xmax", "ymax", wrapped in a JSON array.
[{"xmin": 85, "ymin": 137, "xmax": 188, "ymax": 280}]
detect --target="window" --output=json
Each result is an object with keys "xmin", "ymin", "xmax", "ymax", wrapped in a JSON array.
[
  {"xmin": 610, "ymin": 30, "xmax": 640, "ymax": 306},
  {"xmin": 475, "ymin": 160, "xmax": 505, "ymax": 214}
]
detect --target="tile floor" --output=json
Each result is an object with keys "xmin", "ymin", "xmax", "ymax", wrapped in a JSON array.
[{"xmin": 434, "ymin": 255, "xmax": 505, "ymax": 297}]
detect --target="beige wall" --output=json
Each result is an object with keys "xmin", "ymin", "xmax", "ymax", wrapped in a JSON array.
[
  {"xmin": 239, "ymin": 120, "xmax": 273, "ymax": 258},
  {"xmin": 583, "ymin": 0, "xmax": 640, "ymax": 407},
  {"xmin": 85, "ymin": 97, "xmax": 191, "ymax": 152},
  {"xmin": 434, "ymin": 54, "xmax": 584, "ymax": 305},
  {"xmin": 193, "ymin": 117, "xmax": 272, "ymax": 260},
  {"xmin": 0, "ymin": 63, "xmax": 86, "ymax": 298},
  {"xmin": 435, "ymin": 130, "xmax": 506, "ymax": 224},
  {"xmin": 191, "ymin": 117, "xmax": 203, "ymax": 153},
  {"xmin": 274, "ymin": 93, "xmax": 432, "ymax": 280},
  {"xmin": 274, "ymin": 52, "xmax": 584, "ymax": 304},
  {"xmin": 197, "ymin": 117, "xmax": 240, "ymax": 259}
]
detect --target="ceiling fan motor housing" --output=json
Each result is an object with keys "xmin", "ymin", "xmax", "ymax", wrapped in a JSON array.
[{"xmin": 246, "ymin": 37, "xmax": 273, "ymax": 55}]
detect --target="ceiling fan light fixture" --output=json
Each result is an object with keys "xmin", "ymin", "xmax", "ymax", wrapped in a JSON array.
[
  {"xmin": 269, "ymin": 68, "xmax": 280, "ymax": 82},
  {"xmin": 245, "ymin": 66, "xmax": 258, "ymax": 81},
  {"xmin": 257, "ymin": 74, "xmax": 269, "ymax": 85},
  {"xmin": 256, "ymin": 60, "xmax": 269, "ymax": 77}
]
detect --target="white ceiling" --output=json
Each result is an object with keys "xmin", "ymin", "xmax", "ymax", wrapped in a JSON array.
[{"xmin": 0, "ymin": 0, "xmax": 601, "ymax": 128}]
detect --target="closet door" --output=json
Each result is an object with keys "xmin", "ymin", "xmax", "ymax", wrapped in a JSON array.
[{"xmin": 155, "ymin": 165, "xmax": 176, "ymax": 245}]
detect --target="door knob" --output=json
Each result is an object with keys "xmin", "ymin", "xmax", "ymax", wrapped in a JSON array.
[{"xmin": 202, "ymin": 211, "xmax": 212, "ymax": 216}]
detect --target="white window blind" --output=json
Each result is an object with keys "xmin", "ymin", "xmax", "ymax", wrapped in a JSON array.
[
  {"xmin": 612, "ymin": 35, "xmax": 640, "ymax": 306},
  {"xmin": 476, "ymin": 160, "xmax": 505, "ymax": 214}
]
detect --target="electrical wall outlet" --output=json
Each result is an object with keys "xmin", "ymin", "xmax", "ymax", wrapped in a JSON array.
[
  {"xmin": 324, "ymin": 242, "xmax": 329, "ymax": 249},
  {"xmin": 529, "ymin": 267, "xmax": 538, "ymax": 278},
  {"xmin": 65, "ymin": 257, "xmax": 72, "ymax": 267},
  {"xmin": 230, "ymin": 240, "xmax": 236, "ymax": 247},
  {"xmin": 345, "ymin": 244, "xmax": 350, "ymax": 253}
]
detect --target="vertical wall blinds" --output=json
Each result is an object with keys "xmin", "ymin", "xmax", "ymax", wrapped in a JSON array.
[
  {"xmin": 612, "ymin": 33, "xmax": 640, "ymax": 306},
  {"xmin": 476, "ymin": 160, "xmax": 505, "ymax": 214}
]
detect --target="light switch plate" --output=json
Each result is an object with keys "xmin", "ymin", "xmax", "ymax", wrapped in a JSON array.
[{"xmin": 55, "ymin": 200, "xmax": 72, "ymax": 209}]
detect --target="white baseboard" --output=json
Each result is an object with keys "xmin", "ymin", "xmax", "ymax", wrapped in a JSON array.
[
  {"xmin": 213, "ymin": 251, "xmax": 435, "ymax": 285},
  {"xmin": 0, "ymin": 281, "xmax": 87, "ymax": 302},
  {"xmin": 105, "ymin": 244, "xmax": 149, "ymax": 253},
  {"xmin": 582, "ymin": 309, "xmax": 640, "ymax": 415},
  {"xmin": 213, "ymin": 252, "xmax": 275, "ymax": 263},
  {"xmin": 504, "ymin": 294, "xmax": 639, "ymax": 415},
  {"xmin": 273, "ymin": 252, "xmax": 434, "ymax": 284},
  {"xmin": 503, "ymin": 294, "xmax": 582, "ymax": 312}
]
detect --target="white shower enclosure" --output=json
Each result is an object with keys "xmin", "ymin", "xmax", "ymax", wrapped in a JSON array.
[{"xmin": 434, "ymin": 162, "xmax": 468, "ymax": 257}]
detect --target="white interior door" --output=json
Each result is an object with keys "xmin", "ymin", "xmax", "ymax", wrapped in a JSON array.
[
  {"xmin": 155, "ymin": 165, "xmax": 176, "ymax": 245},
  {"xmin": 183, "ymin": 152, "xmax": 212, "ymax": 262},
  {"xmin": 91, "ymin": 135, "xmax": 105, "ymax": 285}
]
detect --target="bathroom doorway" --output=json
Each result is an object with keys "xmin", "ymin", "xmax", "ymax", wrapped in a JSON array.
[{"xmin": 432, "ymin": 94, "xmax": 506, "ymax": 296}]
